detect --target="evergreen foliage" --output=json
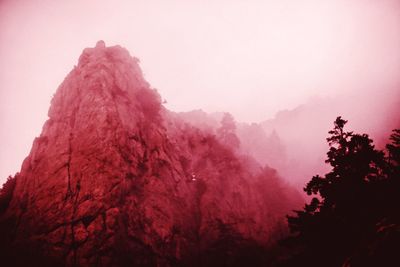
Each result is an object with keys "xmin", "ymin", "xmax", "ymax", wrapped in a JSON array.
[
  {"xmin": 0, "ymin": 175, "xmax": 16, "ymax": 214},
  {"xmin": 282, "ymin": 117, "xmax": 400, "ymax": 267},
  {"xmin": 217, "ymin": 113, "xmax": 240, "ymax": 149}
]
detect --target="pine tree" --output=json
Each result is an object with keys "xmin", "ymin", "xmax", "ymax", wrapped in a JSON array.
[
  {"xmin": 217, "ymin": 113, "xmax": 240, "ymax": 149},
  {"xmin": 282, "ymin": 117, "xmax": 399, "ymax": 267}
]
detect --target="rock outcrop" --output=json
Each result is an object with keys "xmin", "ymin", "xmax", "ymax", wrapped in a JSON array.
[{"xmin": 0, "ymin": 41, "xmax": 300, "ymax": 267}]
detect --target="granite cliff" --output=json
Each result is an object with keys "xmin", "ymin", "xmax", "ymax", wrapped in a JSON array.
[{"xmin": 0, "ymin": 41, "xmax": 300, "ymax": 266}]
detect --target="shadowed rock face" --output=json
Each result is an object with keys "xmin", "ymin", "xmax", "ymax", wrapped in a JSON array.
[{"xmin": 0, "ymin": 41, "xmax": 300, "ymax": 267}]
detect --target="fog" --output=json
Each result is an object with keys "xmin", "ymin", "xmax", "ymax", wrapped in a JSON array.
[{"xmin": 1, "ymin": 0, "xmax": 400, "ymax": 184}]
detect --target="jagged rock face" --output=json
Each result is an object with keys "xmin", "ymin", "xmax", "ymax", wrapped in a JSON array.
[{"xmin": 0, "ymin": 42, "xmax": 299, "ymax": 266}]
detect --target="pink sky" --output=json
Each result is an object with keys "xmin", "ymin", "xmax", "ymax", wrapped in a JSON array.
[{"xmin": 1, "ymin": 0, "xmax": 400, "ymax": 183}]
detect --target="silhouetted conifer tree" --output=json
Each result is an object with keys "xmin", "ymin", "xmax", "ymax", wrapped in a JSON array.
[{"xmin": 281, "ymin": 117, "xmax": 400, "ymax": 267}]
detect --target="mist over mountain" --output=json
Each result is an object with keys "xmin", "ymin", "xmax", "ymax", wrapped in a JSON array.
[
  {"xmin": 261, "ymin": 93, "xmax": 400, "ymax": 188},
  {"xmin": 1, "ymin": 0, "xmax": 399, "ymax": 265},
  {"xmin": 0, "ymin": 38, "xmax": 399, "ymax": 266},
  {"xmin": 176, "ymin": 95, "xmax": 400, "ymax": 266},
  {"xmin": 0, "ymin": 42, "xmax": 302, "ymax": 266},
  {"xmin": 179, "ymin": 90, "xmax": 399, "ymax": 189}
]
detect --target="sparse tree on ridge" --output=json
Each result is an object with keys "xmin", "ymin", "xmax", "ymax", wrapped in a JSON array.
[{"xmin": 217, "ymin": 113, "xmax": 240, "ymax": 149}]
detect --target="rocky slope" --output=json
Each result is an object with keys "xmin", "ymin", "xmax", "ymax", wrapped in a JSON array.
[{"xmin": 0, "ymin": 41, "xmax": 300, "ymax": 267}]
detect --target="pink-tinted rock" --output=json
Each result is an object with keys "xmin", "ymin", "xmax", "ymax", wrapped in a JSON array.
[
  {"xmin": 0, "ymin": 41, "xmax": 301, "ymax": 266},
  {"xmin": 105, "ymin": 207, "xmax": 119, "ymax": 231},
  {"xmin": 74, "ymin": 222, "xmax": 88, "ymax": 244}
]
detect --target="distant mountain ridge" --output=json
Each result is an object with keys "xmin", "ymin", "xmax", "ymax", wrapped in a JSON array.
[{"xmin": 179, "ymin": 91, "xmax": 400, "ymax": 189}]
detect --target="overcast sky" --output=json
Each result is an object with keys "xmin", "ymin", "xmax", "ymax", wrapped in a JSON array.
[{"xmin": 1, "ymin": 0, "xmax": 399, "ymax": 182}]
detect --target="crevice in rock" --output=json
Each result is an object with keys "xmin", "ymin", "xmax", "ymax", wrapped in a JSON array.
[
  {"xmin": 65, "ymin": 133, "xmax": 74, "ymax": 200},
  {"xmin": 70, "ymin": 223, "xmax": 77, "ymax": 267},
  {"xmin": 69, "ymin": 174, "xmax": 82, "ymax": 267}
]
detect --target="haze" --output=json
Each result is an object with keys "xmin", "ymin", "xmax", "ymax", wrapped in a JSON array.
[{"xmin": 1, "ymin": 0, "xmax": 400, "ymax": 184}]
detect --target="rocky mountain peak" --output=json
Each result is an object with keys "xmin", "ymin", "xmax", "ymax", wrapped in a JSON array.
[
  {"xmin": 49, "ymin": 41, "xmax": 158, "ymax": 122},
  {"xmin": 0, "ymin": 42, "xmax": 301, "ymax": 267}
]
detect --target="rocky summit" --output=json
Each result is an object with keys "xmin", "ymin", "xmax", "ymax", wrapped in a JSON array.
[{"xmin": 0, "ymin": 41, "xmax": 300, "ymax": 267}]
